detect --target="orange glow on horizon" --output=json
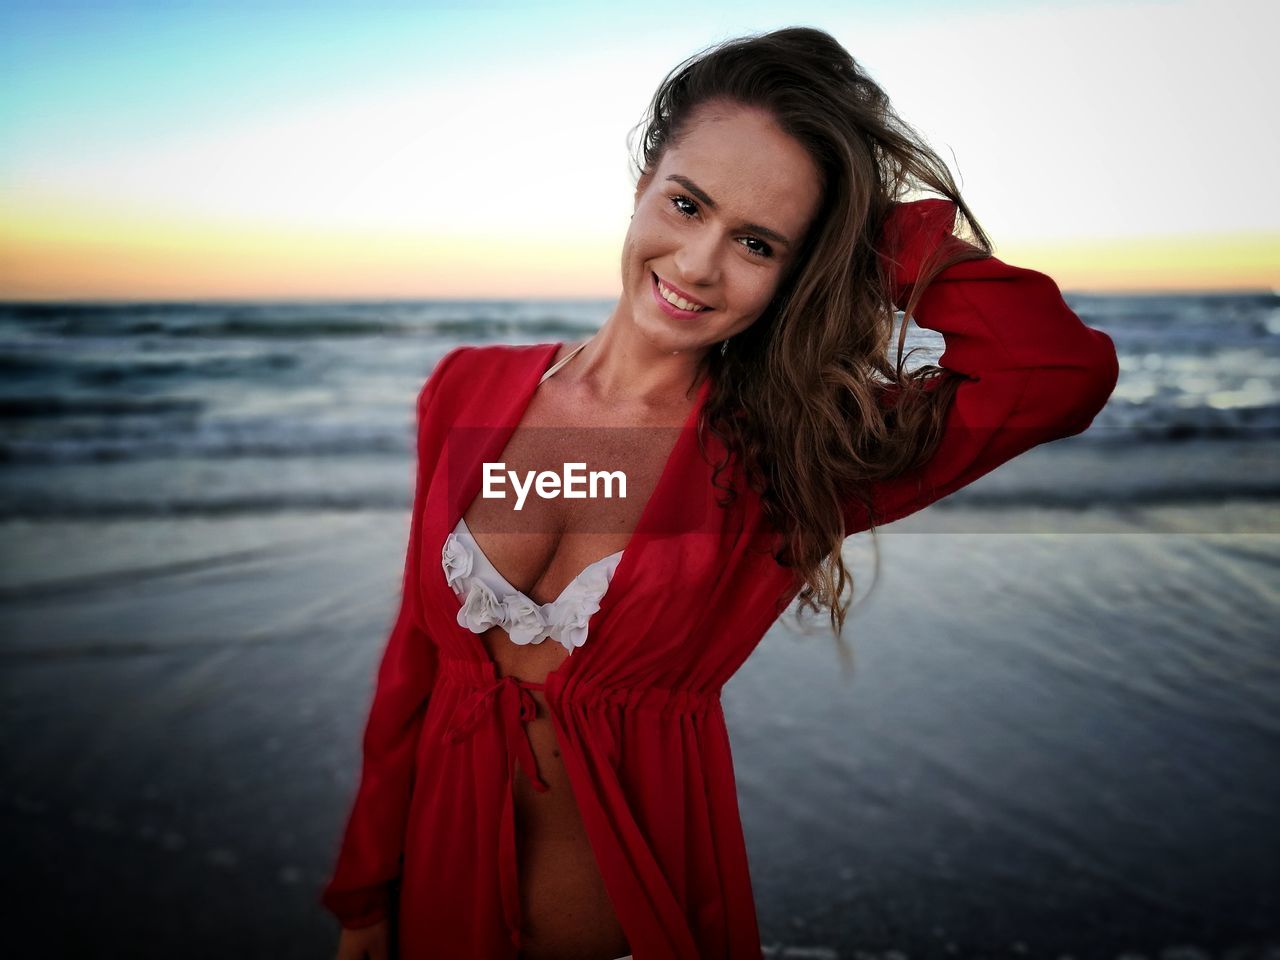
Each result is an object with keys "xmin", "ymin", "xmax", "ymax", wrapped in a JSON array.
[{"xmin": 2, "ymin": 202, "xmax": 1276, "ymax": 301}]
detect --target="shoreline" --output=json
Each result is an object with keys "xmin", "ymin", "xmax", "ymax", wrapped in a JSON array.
[{"xmin": 2, "ymin": 501, "xmax": 1276, "ymax": 957}]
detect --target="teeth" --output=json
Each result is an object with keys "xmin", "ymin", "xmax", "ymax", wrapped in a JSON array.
[{"xmin": 657, "ymin": 278, "xmax": 706, "ymax": 312}]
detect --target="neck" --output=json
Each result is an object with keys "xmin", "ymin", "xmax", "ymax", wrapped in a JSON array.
[{"xmin": 573, "ymin": 309, "xmax": 709, "ymax": 409}]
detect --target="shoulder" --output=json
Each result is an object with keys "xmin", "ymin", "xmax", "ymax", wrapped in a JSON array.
[{"xmin": 416, "ymin": 341, "xmax": 556, "ymax": 416}]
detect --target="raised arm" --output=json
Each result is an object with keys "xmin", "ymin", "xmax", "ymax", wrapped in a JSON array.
[
  {"xmin": 846, "ymin": 198, "xmax": 1119, "ymax": 532},
  {"xmin": 319, "ymin": 346, "xmax": 469, "ymax": 929}
]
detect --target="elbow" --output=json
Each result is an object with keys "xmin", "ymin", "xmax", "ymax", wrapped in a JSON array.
[
  {"xmin": 1081, "ymin": 328, "xmax": 1120, "ymax": 418},
  {"xmin": 1058, "ymin": 328, "xmax": 1120, "ymax": 438},
  {"xmin": 1014, "ymin": 328, "xmax": 1120, "ymax": 444}
]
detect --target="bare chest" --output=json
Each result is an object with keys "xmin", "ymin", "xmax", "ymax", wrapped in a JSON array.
[{"xmin": 460, "ymin": 388, "xmax": 692, "ymax": 608}]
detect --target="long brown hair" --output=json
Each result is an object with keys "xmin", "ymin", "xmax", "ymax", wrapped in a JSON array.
[{"xmin": 627, "ymin": 26, "xmax": 994, "ymax": 664}]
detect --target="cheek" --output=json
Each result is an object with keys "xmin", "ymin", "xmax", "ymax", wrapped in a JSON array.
[
  {"xmin": 621, "ymin": 228, "xmax": 653, "ymax": 275},
  {"xmin": 627, "ymin": 222, "xmax": 667, "ymax": 261},
  {"xmin": 731, "ymin": 271, "xmax": 781, "ymax": 314}
]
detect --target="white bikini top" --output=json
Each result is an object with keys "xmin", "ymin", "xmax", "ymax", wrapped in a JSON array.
[{"xmin": 442, "ymin": 341, "xmax": 621, "ymax": 654}]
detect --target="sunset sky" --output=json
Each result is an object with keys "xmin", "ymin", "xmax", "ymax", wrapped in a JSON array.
[{"xmin": 2, "ymin": 0, "xmax": 1276, "ymax": 300}]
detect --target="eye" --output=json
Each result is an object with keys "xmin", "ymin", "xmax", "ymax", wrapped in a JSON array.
[
  {"xmin": 669, "ymin": 195, "xmax": 698, "ymax": 219},
  {"xmin": 667, "ymin": 194, "xmax": 774, "ymax": 260}
]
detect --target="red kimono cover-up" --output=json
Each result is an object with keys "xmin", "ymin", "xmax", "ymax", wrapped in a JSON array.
[{"xmin": 318, "ymin": 199, "xmax": 1121, "ymax": 958}]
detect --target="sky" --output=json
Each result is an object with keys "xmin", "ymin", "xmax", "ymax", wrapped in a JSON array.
[{"xmin": 1, "ymin": 0, "xmax": 1276, "ymax": 300}]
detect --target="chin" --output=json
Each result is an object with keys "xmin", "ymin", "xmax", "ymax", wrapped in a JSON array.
[
  {"xmin": 633, "ymin": 315, "xmax": 684, "ymax": 354},
  {"xmin": 631, "ymin": 296, "xmax": 701, "ymax": 354}
]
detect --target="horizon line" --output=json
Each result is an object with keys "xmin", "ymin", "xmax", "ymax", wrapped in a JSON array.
[{"xmin": 2, "ymin": 286, "xmax": 1277, "ymax": 306}]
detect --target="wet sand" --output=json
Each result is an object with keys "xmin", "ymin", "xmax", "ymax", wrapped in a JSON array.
[{"xmin": 2, "ymin": 498, "xmax": 1278, "ymax": 959}]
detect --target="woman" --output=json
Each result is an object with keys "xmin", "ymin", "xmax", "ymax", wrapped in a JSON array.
[{"xmin": 322, "ymin": 26, "xmax": 1118, "ymax": 960}]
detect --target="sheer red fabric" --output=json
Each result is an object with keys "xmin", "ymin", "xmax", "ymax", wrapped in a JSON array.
[{"xmin": 319, "ymin": 199, "xmax": 1120, "ymax": 958}]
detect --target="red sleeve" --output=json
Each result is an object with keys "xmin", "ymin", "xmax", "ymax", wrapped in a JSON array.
[
  {"xmin": 319, "ymin": 346, "xmax": 468, "ymax": 929},
  {"xmin": 846, "ymin": 199, "xmax": 1119, "ymax": 532}
]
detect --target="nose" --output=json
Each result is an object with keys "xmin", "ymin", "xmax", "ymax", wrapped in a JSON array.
[{"xmin": 673, "ymin": 230, "xmax": 721, "ymax": 289}]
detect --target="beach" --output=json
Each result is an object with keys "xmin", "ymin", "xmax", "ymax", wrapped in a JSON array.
[
  {"xmin": 2, "ymin": 469, "xmax": 1277, "ymax": 958},
  {"xmin": 2, "ymin": 295, "xmax": 1278, "ymax": 958}
]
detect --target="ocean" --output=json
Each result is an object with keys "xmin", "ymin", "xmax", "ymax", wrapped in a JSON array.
[
  {"xmin": 1, "ymin": 292, "xmax": 1277, "ymax": 519},
  {"xmin": 1, "ymin": 294, "xmax": 1277, "ymax": 959}
]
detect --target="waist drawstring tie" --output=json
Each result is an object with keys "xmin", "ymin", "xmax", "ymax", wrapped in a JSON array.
[{"xmin": 444, "ymin": 674, "xmax": 549, "ymax": 951}]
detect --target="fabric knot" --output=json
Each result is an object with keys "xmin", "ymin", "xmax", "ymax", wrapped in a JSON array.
[
  {"xmin": 444, "ymin": 675, "xmax": 548, "ymax": 793},
  {"xmin": 456, "ymin": 578, "xmax": 505, "ymax": 634},
  {"xmin": 502, "ymin": 593, "xmax": 550, "ymax": 646},
  {"xmin": 442, "ymin": 672, "xmax": 551, "ymax": 950},
  {"xmin": 441, "ymin": 532, "xmax": 474, "ymax": 591}
]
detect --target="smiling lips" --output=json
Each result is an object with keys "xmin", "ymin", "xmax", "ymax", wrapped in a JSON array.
[{"xmin": 652, "ymin": 272, "xmax": 713, "ymax": 316}]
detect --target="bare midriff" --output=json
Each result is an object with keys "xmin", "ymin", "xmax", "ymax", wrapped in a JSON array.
[
  {"xmin": 483, "ymin": 629, "xmax": 631, "ymax": 960},
  {"xmin": 458, "ymin": 341, "xmax": 698, "ymax": 960}
]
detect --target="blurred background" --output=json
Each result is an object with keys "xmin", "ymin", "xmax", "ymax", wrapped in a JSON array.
[{"xmin": 1, "ymin": 0, "xmax": 1277, "ymax": 957}]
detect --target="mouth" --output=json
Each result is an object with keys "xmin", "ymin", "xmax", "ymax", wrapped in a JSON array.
[{"xmin": 651, "ymin": 272, "xmax": 714, "ymax": 319}]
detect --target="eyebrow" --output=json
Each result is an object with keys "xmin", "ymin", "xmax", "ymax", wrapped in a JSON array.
[{"xmin": 665, "ymin": 174, "xmax": 794, "ymax": 249}]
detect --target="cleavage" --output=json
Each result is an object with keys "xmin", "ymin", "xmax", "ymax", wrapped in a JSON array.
[
  {"xmin": 459, "ymin": 428, "xmax": 658, "ymax": 607},
  {"xmin": 457, "ymin": 515, "xmax": 622, "ymax": 609}
]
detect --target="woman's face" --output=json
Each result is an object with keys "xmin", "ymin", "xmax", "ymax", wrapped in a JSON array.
[{"xmin": 622, "ymin": 101, "xmax": 823, "ymax": 356}]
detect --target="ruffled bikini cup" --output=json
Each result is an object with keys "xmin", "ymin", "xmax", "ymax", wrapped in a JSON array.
[{"xmin": 442, "ymin": 517, "xmax": 623, "ymax": 654}]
